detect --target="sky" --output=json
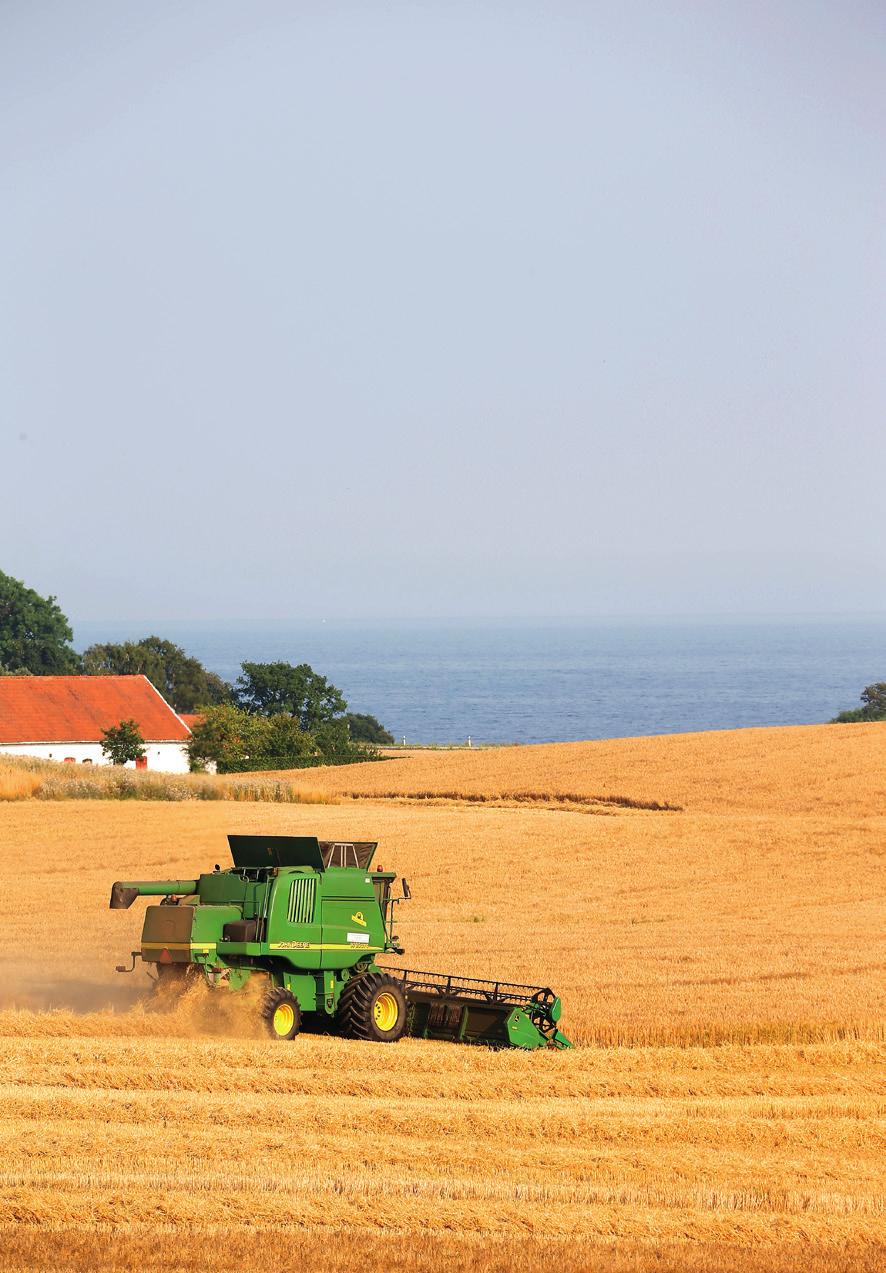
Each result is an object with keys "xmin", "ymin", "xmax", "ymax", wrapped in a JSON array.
[{"xmin": 2, "ymin": 2, "xmax": 884, "ymax": 624}]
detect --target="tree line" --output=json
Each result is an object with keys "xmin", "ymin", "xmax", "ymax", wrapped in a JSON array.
[{"xmin": 0, "ymin": 568, "xmax": 394, "ymax": 771}]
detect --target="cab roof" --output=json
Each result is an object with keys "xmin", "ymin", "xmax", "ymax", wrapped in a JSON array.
[{"xmin": 227, "ymin": 835, "xmax": 378, "ymax": 871}]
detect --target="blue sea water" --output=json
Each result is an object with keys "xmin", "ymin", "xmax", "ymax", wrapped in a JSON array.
[{"xmin": 73, "ymin": 619, "xmax": 886, "ymax": 745}]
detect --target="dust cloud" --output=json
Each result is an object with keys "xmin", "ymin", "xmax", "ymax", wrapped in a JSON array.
[
  {"xmin": 0, "ymin": 963, "xmax": 270, "ymax": 1039},
  {"xmin": 0, "ymin": 967, "xmax": 145, "ymax": 1013}
]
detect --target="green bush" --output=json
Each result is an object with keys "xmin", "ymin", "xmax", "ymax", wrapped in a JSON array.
[
  {"xmin": 188, "ymin": 705, "xmax": 377, "ymax": 773},
  {"xmin": 830, "ymin": 682, "xmax": 886, "ymax": 723},
  {"xmin": 345, "ymin": 712, "xmax": 395, "ymax": 744}
]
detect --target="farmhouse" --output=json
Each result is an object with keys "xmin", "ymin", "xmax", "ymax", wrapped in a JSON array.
[{"xmin": 0, "ymin": 675, "xmax": 192, "ymax": 773}]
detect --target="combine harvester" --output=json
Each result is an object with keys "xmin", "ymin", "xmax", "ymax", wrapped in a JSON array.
[{"xmin": 110, "ymin": 835, "xmax": 571, "ymax": 1050}]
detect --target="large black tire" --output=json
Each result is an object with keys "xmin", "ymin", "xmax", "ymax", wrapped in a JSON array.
[
  {"xmin": 262, "ymin": 987, "xmax": 301, "ymax": 1041},
  {"xmin": 335, "ymin": 972, "xmax": 407, "ymax": 1043}
]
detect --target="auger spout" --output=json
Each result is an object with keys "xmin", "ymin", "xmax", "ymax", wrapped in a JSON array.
[{"xmin": 109, "ymin": 880, "xmax": 199, "ymax": 909}]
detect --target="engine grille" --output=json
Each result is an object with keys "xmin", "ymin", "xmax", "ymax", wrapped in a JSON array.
[{"xmin": 287, "ymin": 876, "xmax": 316, "ymax": 925}]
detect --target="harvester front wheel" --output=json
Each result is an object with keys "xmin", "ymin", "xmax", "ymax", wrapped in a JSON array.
[
  {"xmin": 263, "ymin": 988, "xmax": 301, "ymax": 1041},
  {"xmin": 336, "ymin": 972, "xmax": 407, "ymax": 1043}
]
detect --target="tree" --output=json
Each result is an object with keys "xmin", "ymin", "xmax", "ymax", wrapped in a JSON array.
[
  {"xmin": 235, "ymin": 661, "xmax": 347, "ymax": 728},
  {"xmin": 860, "ymin": 683, "xmax": 886, "ymax": 716},
  {"xmin": 82, "ymin": 636, "xmax": 231, "ymax": 712},
  {"xmin": 101, "ymin": 718, "xmax": 146, "ymax": 766},
  {"xmin": 0, "ymin": 570, "xmax": 79, "ymax": 674},
  {"xmin": 831, "ymin": 682, "xmax": 886, "ymax": 723},
  {"xmin": 345, "ymin": 712, "xmax": 395, "ymax": 744},
  {"xmin": 263, "ymin": 714, "xmax": 323, "ymax": 768},
  {"xmin": 187, "ymin": 705, "xmax": 269, "ymax": 773}
]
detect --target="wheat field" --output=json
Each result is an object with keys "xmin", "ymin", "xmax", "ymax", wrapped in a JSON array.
[
  {"xmin": 278, "ymin": 720, "xmax": 886, "ymax": 815},
  {"xmin": 0, "ymin": 724, "xmax": 884, "ymax": 1270}
]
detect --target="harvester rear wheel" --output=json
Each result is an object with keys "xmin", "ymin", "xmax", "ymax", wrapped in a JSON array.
[
  {"xmin": 263, "ymin": 987, "xmax": 301, "ymax": 1041},
  {"xmin": 336, "ymin": 972, "xmax": 407, "ymax": 1043}
]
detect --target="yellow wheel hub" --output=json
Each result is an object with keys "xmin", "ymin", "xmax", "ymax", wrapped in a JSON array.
[
  {"xmin": 373, "ymin": 990, "xmax": 399, "ymax": 1032},
  {"xmin": 272, "ymin": 1002, "xmax": 295, "ymax": 1036}
]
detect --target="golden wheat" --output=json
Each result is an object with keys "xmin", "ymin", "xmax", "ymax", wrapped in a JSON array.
[
  {"xmin": 0, "ymin": 724, "xmax": 884, "ymax": 1270},
  {"xmin": 271, "ymin": 721, "xmax": 886, "ymax": 816},
  {"xmin": 3, "ymin": 798, "xmax": 883, "ymax": 1043},
  {"xmin": 0, "ymin": 772, "xmax": 42, "ymax": 801},
  {"xmin": 0, "ymin": 1021, "xmax": 883, "ymax": 1270}
]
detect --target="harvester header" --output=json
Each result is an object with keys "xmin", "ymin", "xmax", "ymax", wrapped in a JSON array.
[{"xmin": 109, "ymin": 835, "xmax": 571, "ymax": 1051}]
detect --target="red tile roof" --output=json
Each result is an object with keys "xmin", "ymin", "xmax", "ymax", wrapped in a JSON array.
[
  {"xmin": 178, "ymin": 713, "xmax": 203, "ymax": 730},
  {"xmin": 0, "ymin": 676, "xmax": 191, "ymax": 743}
]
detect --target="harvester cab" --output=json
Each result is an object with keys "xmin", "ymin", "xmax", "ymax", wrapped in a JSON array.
[{"xmin": 110, "ymin": 835, "xmax": 571, "ymax": 1051}]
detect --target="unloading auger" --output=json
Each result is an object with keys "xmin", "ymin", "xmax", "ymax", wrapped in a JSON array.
[{"xmin": 110, "ymin": 834, "xmax": 571, "ymax": 1050}]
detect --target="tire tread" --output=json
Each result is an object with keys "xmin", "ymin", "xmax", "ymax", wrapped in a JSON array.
[{"xmin": 335, "ymin": 972, "xmax": 405, "ymax": 1043}]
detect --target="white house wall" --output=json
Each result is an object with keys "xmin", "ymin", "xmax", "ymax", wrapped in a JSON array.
[{"xmin": 0, "ymin": 742, "xmax": 191, "ymax": 774}]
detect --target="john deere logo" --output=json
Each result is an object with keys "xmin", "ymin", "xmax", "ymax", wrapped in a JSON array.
[{"xmin": 351, "ymin": 912, "xmax": 367, "ymax": 927}]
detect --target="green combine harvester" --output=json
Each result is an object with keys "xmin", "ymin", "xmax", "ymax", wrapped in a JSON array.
[{"xmin": 110, "ymin": 835, "xmax": 571, "ymax": 1050}]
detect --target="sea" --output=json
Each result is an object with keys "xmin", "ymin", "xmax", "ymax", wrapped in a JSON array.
[{"xmin": 72, "ymin": 618, "xmax": 885, "ymax": 746}]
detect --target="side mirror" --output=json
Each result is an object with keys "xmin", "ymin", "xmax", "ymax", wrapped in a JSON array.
[{"xmin": 401, "ymin": 879, "xmax": 411, "ymax": 899}]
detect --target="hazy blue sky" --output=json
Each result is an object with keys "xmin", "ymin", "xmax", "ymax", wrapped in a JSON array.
[{"xmin": 2, "ymin": 2, "xmax": 884, "ymax": 623}]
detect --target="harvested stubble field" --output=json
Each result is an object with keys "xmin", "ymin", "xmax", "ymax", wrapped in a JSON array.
[{"xmin": 0, "ymin": 723, "xmax": 884, "ymax": 1272}]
